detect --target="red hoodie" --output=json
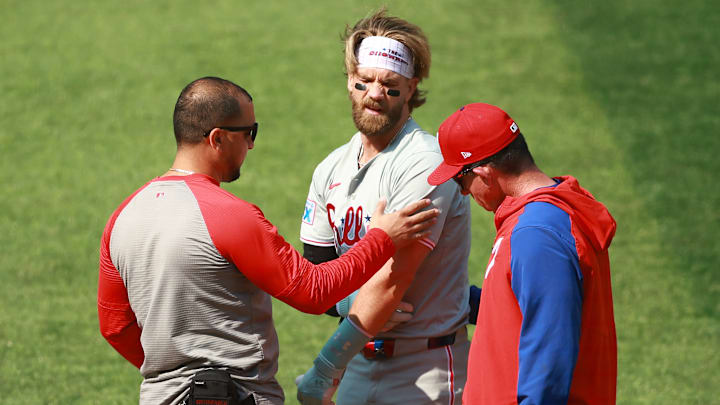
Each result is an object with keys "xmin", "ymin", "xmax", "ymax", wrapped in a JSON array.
[{"xmin": 464, "ymin": 176, "xmax": 617, "ymax": 405}]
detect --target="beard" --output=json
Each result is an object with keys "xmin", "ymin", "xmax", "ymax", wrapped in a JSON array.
[
  {"xmin": 226, "ymin": 168, "xmax": 241, "ymax": 183},
  {"xmin": 350, "ymin": 95, "xmax": 404, "ymax": 137},
  {"xmin": 223, "ymin": 159, "xmax": 242, "ymax": 183}
]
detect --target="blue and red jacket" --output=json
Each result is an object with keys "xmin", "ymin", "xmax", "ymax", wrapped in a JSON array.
[{"xmin": 464, "ymin": 176, "xmax": 617, "ymax": 405}]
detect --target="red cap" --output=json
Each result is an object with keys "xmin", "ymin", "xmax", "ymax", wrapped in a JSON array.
[{"xmin": 428, "ymin": 103, "xmax": 519, "ymax": 185}]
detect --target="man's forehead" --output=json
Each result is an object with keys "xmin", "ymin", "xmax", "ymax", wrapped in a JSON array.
[{"xmin": 355, "ymin": 67, "xmax": 406, "ymax": 81}]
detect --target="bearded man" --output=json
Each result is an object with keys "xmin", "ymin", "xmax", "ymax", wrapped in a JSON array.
[{"xmin": 296, "ymin": 10, "xmax": 472, "ymax": 405}]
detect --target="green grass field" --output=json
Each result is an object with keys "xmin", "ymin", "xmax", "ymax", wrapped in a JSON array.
[{"xmin": 1, "ymin": 0, "xmax": 718, "ymax": 403}]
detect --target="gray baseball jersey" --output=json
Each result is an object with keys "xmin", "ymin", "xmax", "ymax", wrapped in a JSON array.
[
  {"xmin": 300, "ymin": 118, "xmax": 471, "ymax": 338},
  {"xmin": 99, "ymin": 174, "xmax": 399, "ymax": 405}
]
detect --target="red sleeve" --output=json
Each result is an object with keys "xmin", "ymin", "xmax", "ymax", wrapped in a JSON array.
[
  {"xmin": 97, "ymin": 196, "xmax": 145, "ymax": 369},
  {"xmin": 197, "ymin": 187, "xmax": 396, "ymax": 314}
]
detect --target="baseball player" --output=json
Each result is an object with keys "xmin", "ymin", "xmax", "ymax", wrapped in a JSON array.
[
  {"xmin": 427, "ymin": 103, "xmax": 617, "ymax": 404},
  {"xmin": 296, "ymin": 10, "xmax": 471, "ymax": 405},
  {"xmin": 97, "ymin": 76, "xmax": 439, "ymax": 405}
]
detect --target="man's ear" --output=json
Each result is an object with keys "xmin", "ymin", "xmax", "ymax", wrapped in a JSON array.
[
  {"xmin": 347, "ymin": 74, "xmax": 356, "ymax": 93},
  {"xmin": 208, "ymin": 129, "xmax": 222, "ymax": 150},
  {"xmin": 473, "ymin": 165, "xmax": 493, "ymax": 185},
  {"xmin": 405, "ymin": 77, "xmax": 419, "ymax": 103}
]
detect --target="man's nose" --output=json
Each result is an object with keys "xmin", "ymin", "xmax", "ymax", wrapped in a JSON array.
[{"xmin": 367, "ymin": 82, "xmax": 385, "ymax": 100}]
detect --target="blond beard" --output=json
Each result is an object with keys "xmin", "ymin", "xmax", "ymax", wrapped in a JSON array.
[{"xmin": 350, "ymin": 96, "xmax": 404, "ymax": 137}]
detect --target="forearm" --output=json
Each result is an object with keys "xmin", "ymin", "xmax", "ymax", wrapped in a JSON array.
[
  {"xmin": 348, "ymin": 242, "xmax": 429, "ymax": 335},
  {"xmin": 296, "ymin": 318, "xmax": 370, "ymax": 403},
  {"xmin": 274, "ymin": 228, "xmax": 395, "ymax": 314},
  {"xmin": 98, "ymin": 304, "xmax": 144, "ymax": 368},
  {"xmin": 98, "ymin": 255, "xmax": 144, "ymax": 368},
  {"xmin": 348, "ymin": 266, "xmax": 412, "ymax": 335}
]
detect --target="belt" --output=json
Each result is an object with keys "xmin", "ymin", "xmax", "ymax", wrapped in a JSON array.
[{"xmin": 361, "ymin": 327, "xmax": 465, "ymax": 360}]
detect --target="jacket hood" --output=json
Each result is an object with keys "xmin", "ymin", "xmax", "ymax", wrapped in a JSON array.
[{"xmin": 494, "ymin": 176, "xmax": 616, "ymax": 251}]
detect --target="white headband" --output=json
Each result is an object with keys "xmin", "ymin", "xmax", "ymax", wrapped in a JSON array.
[{"xmin": 356, "ymin": 36, "xmax": 415, "ymax": 79}]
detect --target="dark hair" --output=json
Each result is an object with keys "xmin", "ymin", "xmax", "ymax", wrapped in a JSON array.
[
  {"xmin": 172, "ymin": 77, "xmax": 253, "ymax": 146},
  {"xmin": 473, "ymin": 132, "xmax": 535, "ymax": 175},
  {"xmin": 343, "ymin": 8, "xmax": 431, "ymax": 112}
]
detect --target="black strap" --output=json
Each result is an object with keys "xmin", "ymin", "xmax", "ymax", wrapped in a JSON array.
[
  {"xmin": 427, "ymin": 332, "xmax": 457, "ymax": 349},
  {"xmin": 187, "ymin": 369, "xmax": 255, "ymax": 405}
]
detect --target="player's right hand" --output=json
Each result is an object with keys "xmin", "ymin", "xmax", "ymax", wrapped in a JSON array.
[
  {"xmin": 295, "ymin": 366, "xmax": 339, "ymax": 405},
  {"xmin": 369, "ymin": 199, "xmax": 438, "ymax": 249},
  {"xmin": 379, "ymin": 301, "xmax": 414, "ymax": 332}
]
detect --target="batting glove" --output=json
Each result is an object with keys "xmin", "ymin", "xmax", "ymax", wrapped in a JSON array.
[
  {"xmin": 296, "ymin": 318, "xmax": 370, "ymax": 404},
  {"xmin": 295, "ymin": 354, "xmax": 343, "ymax": 405}
]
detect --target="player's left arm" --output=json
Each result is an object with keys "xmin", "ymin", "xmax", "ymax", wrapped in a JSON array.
[
  {"xmin": 511, "ymin": 226, "xmax": 583, "ymax": 404},
  {"xmin": 348, "ymin": 241, "xmax": 430, "ymax": 334},
  {"xmin": 97, "ymin": 225, "xmax": 144, "ymax": 369},
  {"xmin": 349, "ymin": 150, "xmax": 454, "ymax": 332}
]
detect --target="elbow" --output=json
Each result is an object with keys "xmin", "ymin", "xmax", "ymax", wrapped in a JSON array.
[
  {"xmin": 303, "ymin": 306, "xmax": 328, "ymax": 315},
  {"xmin": 98, "ymin": 313, "xmax": 120, "ymax": 341},
  {"xmin": 278, "ymin": 290, "xmax": 334, "ymax": 315},
  {"xmin": 286, "ymin": 299, "xmax": 330, "ymax": 315},
  {"xmin": 98, "ymin": 305, "xmax": 130, "ymax": 340}
]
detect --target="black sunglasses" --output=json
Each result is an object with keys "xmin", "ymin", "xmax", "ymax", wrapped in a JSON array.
[
  {"xmin": 204, "ymin": 122, "xmax": 258, "ymax": 141},
  {"xmin": 453, "ymin": 161, "xmax": 485, "ymax": 184}
]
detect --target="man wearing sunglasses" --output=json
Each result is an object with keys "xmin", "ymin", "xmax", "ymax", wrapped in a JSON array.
[
  {"xmin": 296, "ymin": 10, "xmax": 472, "ymax": 405},
  {"xmin": 428, "ymin": 103, "xmax": 617, "ymax": 404},
  {"xmin": 97, "ymin": 76, "xmax": 439, "ymax": 405}
]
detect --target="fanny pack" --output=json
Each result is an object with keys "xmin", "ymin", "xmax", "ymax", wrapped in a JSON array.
[{"xmin": 185, "ymin": 369, "xmax": 255, "ymax": 405}]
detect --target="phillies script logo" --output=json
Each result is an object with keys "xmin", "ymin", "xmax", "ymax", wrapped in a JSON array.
[{"xmin": 327, "ymin": 203, "xmax": 370, "ymax": 246}]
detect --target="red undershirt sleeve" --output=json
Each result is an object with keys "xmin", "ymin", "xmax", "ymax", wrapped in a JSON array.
[
  {"xmin": 97, "ymin": 202, "xmax": 144, "ymax": 369},
  {"xmin": 200, "ymin": 196, "xmax": 396, "ymax": 314}
]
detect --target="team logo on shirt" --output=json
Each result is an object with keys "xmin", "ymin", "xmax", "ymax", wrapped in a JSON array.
[
  {"xmin": 485, "ymin": 237, "xmax": 504, "ymax": 279},
  {"xmin": 302, "ymin": 199, "xmax": 317, "ymax": 225},
  {"xmin": 327, "ymin": 203, "xmax": 371, "ymax": 247}
]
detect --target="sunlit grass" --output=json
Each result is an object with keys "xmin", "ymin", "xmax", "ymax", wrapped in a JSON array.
[{"xmin": 0, "ymin": 0, "xmax": 716, "ymax": 403}]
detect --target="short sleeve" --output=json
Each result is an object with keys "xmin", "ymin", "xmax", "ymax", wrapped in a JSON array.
[
  {"xmin": 300, "ymin": 163, "xmax": 335, "ymax": 247},
  {"xmin": 386, "ymin": 151, "xmax": 455, "ymax": 249}
]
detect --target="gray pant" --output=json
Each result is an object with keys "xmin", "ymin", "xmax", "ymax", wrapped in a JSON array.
[{"xmin": 336, "ymin": 329, "xmax": 469, "ymax": 405}]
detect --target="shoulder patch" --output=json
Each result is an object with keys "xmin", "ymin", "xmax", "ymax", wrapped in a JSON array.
[{"xmin": 302, "ymin": 199, "xmax": 317, "ymax": 225}]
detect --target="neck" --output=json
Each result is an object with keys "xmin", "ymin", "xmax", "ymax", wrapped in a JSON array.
[
  {"xmin": 359, "ymin": 113, "xmax": 410, "ymax": 163},
  {"xmin": 499, "ymin": 167, "xmax": 556, "ymax": 198},
  {"xmin": 164, "ymin": 147, "xmax": 221, "ymax": 182}
]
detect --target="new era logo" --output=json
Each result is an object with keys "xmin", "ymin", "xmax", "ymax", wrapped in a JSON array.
[
  {"xmin": 461, "ymin": 151, "xmax": 472, "ymax": 159},
  {"xmin": 510, "ymin": 122, "xmax": 518, "ymax": 133}
]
